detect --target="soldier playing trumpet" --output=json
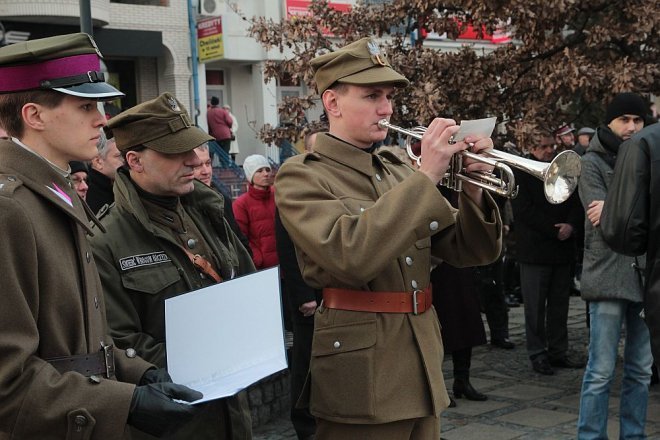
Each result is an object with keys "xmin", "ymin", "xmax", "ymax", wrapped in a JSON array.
[{"xmin": 275, "ymin": 37, "xmax": 502, "ymax": 440}]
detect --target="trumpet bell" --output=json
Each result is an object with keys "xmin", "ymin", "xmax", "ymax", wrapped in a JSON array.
[{"xmin": 543, "ymin": 150, "xmax": 581, "ymax": 204}]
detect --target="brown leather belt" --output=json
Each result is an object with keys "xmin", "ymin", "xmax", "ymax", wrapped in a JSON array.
[
  {"xmin": 46, "ymin": 344, "xmax": 116, "ymax": 378},
  {"xmin": 322, "ymin": 285, "xmax": 433, "ymax": 315}
]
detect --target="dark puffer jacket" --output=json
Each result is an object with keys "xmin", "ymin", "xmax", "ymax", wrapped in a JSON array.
[
  {"xmin": 233, "ymin": 184, "xmax": 278, "ymax": 269},
  {"xmin": 601, "ymin": 123, "xmax": 660, "ymax": 360}
]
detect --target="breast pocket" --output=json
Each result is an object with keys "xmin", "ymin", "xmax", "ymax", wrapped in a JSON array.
[
  {"xmin": 310, "ymin": 320, "xmax": 377, "ymax": 418},
  {"xmin": 120, "ymin": 263, "xmax": 181, "ymax": 294}
]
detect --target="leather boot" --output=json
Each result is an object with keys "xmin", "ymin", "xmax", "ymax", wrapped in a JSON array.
[{"xmin": 453, "ymin": 378, "xmax": 487, "ymax": 401}]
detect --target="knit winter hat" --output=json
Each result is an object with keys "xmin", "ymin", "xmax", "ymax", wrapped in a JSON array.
[
  {"xmin": 243, "ymin": 154, "xmax": 270, "ymax": 184},
  {"xmin": 605, "ymin": 92, "xmax": 647, "ymax": 123}
]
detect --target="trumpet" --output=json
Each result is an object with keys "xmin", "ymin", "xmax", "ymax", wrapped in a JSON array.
[{"xmin": 377, "ymin": 119, "xmax": 581, "ymax": 204}]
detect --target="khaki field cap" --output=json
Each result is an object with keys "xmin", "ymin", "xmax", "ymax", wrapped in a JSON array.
[
  {"xmin": 108, "ymin": 92, "xmax": 213, "ymax": 154},
  {"xmin": 311, "ymin": 37, "xmax": 410, "ymax": 95},
  {"xmin": 0, "ymin": 33, "xmax": 123, "ymax": 99}
]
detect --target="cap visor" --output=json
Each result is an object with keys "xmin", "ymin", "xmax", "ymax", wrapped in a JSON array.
[
  {"xmin": 143, "ymin": 126, "xmax": 214, "ymax": 154},
  {"xmin": 54, "ymin": 82, "xmax": 125, "ymax": 100},
  {"xmin": 338, "ymin": 67, "xmax": 409, "ymax": 88}
]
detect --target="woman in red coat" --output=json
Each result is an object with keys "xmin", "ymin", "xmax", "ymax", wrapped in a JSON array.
[{"xmin": 233, "ymin": 154, "xmax": 278, "ymax": 269}]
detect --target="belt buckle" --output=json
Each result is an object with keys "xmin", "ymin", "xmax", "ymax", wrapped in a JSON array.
[
  {"xmin": 101, "ymin": 343, "xmax": 115, "ymax": 379},
  {"xmin": 412, "ymin": 290, "xmax": 422, "ymax": 315}
]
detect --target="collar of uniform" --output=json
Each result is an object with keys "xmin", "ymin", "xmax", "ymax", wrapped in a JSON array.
[
  {"xmin": 313, "ymin": 133, "xmax": 377, "ymax": 176},
  {"xmin": 141, "ymin": 197, "xmax": 186, "ymax": 233},
  {"xmin": 113, "ymin": 168, "xmax": 162, "ymax": 234},
  {"xmin": 0, "ymin": 140, "xmax": 96, "ymax": 235},
  {"xmin": 13, "ymin": 138, "xmax": 71, "ymax": 177}
]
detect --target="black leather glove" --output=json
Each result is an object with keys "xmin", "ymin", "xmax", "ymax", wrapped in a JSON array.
[
  {"xmin": 128, "ymin": 382, "xmax": 203, "ymax": 437},
  {"xmin": 139, "ymin": 368, "xmax": 173, "ymax": 385}
]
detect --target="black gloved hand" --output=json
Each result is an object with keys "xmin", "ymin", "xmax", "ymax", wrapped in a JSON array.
[
  {"xmin": 128, "ymin": 382, "xmax": 203, "ymax": 437},
  {"xmin": 139, "ymin": 368, "xmax": 173, "ymax": 385}
]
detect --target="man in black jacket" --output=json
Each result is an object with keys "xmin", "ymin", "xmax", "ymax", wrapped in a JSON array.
[
  {"xmin": 511, "ymin": 133, "xmax": 585, "ymax": 375},
  {"xmin": 601, "ymin": 122, "xmax": 660, "ymax": 361}
]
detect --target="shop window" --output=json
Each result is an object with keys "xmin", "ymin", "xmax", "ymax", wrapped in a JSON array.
[{"xmin": 206, "ymin": 70, "xmax": 226, "ymax": 108}]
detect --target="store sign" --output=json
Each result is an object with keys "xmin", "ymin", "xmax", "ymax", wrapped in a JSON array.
[
  {"xmin": 197, "ymin": 17, "xmax": 224, "ymax": 63},
  {"xmin": 286, "ymin": 0, "xmax": 352, "ymax": 17},
  {"xmin": 286, "ymin": 0, "xmax": 352, "ymax": 36}
]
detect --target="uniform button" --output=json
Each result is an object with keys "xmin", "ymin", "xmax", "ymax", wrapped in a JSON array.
[
  {"xmin": 375, "ymin": 174, "xmax": 382, "ymax": 181},
  {"xmin": 89, "ymin": 375, "xmax": 101, "ymax": 384},
  {"xmin": 333, "ymin": 341, "xmax": 341, "ymax": 349},
  {"xmin": 411, "ymin": 280, "xmax": 418, "ymax": 289},
  {"xmin": 86, "ymin": 252, "xmax": 91, "ymax": 263},
  {"xmin": 405, "ymin": 256, "xmax": 413, "ymax": 266},
  {"xmin": 429, "ymin": 221, "xmax": 439, "ymax": 231},
  {"xmin": 7, "ymin": 176, "xmax": 16, "ymax": 182},
  {"xmin": 187, "ymin": 239, "xmax": 197, "ymax": 249},
  {"xmin": 360, "ymin": 207, "xmax": 365, "ymax": 212},
  {"xmin": 94, "ymin": 296, "xmax": 99, "ymax": 309},
  {"xmin": 74, "ymin": 415, "xmax": 88, "ymax": 427},
  {"xmin": 125, "ymin": 348, "xmax": 137, "ymax": 358}
]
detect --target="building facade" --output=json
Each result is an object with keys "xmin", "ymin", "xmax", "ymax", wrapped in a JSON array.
[{"xmin": 0, "ymin": 0, "xmax": 515, "ymax": 164}]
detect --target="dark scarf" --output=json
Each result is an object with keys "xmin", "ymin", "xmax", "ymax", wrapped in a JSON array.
[
  {"xmin": 132, "ymin": 176, "xmax": 179, "ymax": 211},
  {"xmin": 596, "ymin": 125, "xmax": 623, "ymax": 168}
]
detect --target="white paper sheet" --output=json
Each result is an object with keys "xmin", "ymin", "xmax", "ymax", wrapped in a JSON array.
[
  {"xmin": 451, "ymin": 117, "xmax": 497, "ymax": 142},
  {"xmin": 165, "ymin": 267, "xmax": 287, "ymax": 404}
]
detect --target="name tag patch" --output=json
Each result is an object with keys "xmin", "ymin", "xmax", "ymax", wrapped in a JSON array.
[{"xmin": 119, "ymin": 252, "xmax": 171, "ymax": 271}]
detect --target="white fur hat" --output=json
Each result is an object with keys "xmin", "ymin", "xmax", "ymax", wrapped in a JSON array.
[{"xmin": 242, "ymin": 154, "xmax": 270, "ymax": 184}]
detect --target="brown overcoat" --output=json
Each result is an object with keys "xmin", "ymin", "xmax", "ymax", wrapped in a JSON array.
[
  {"xmin": 275, "ymin": 134, "xmax": 502, "ymax": 424},
  {"xmin": 0, "ymin": 141, "xmax": 152, "ymax": 440}
]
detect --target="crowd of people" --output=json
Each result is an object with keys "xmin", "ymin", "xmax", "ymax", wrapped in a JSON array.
[{"xmin": 0, "ymin": 32, "xmax": 658, "ymax": 440}]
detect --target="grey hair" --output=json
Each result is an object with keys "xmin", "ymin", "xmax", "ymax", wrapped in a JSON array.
[
  {"xmin": 196, "ymin": 143, "xmax": 209, "ymax": 152},
  {"xmin": 96, "ymin": 130, "xmax": 116, "ymax": 160}
]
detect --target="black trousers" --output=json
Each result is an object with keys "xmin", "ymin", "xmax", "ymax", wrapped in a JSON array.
[
  {"xmin": 289, "ymin": 318, "xmax": 316, "ymax": 439},
  {"xmin": 519, "ymin": 263, "xmax": 572, "ymax": 360}
]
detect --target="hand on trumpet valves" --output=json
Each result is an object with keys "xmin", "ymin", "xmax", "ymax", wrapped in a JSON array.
[
  {"xmin": 417, "ymin": 118, "xmax": 464, "ymax": 183},
  {"xmin": 418, "ymin": 118, "xmax": 495, "ymax": 176}
]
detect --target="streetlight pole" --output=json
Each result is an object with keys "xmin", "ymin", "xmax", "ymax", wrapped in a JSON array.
[{"xmin": 80, "ymin": 0, "xmax": 93, "ymax": 35}]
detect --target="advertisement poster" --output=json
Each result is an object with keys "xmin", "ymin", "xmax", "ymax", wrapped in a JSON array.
[{"xmin": 197, "ymin": 17, "xmax": 224, "ymax": 63}]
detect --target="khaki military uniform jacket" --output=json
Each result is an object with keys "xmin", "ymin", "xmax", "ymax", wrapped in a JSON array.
[
  {"xmin": 89, "ymin": 170, "xmax": 255, "ymax": 439},
  {"xmin": 0, "ymin": 141, "xmax": 152, "ymax": 440},
  {"xmin": 275, "ymin": 134, "xmax": 502, "ymax": 424}
]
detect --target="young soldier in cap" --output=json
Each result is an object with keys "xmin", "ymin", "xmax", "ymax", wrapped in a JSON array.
[
  {"xmin": 576, "ymin": 92, "xmax": 650, "ymax": 439},
  {"xmin": 89, "ymin": 92, "xmax": 256, "ymax": 440},
  {"xmin": 275, "ymin": 37, "xmax": 502, "ymax": 438},
  {"xmin": 0, "ymin": 33, "xmax": 201, "ymax": 439}
]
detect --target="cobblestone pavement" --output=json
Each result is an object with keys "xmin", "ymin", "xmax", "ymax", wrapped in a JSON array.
[{"xmin": 254, "ymin": 296, "xmax": 660, "ymax": 439}]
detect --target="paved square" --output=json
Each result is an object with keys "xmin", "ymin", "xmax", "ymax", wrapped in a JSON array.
[{"xmin": 496, "ymin": 407, "xmax": 576, "ymax": 428}]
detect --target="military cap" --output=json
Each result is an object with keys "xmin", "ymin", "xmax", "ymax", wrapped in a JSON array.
[
  {"xmin": 108, "ymin": 92, "xmax": 213, "ymax": 154},
  {"xmin": 0, "ymin": 33, "xmax": 123, "ymax": 99},
  {"xmin": 311, "ymin": 37, "xmax": 409, "ymax": 95}
]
